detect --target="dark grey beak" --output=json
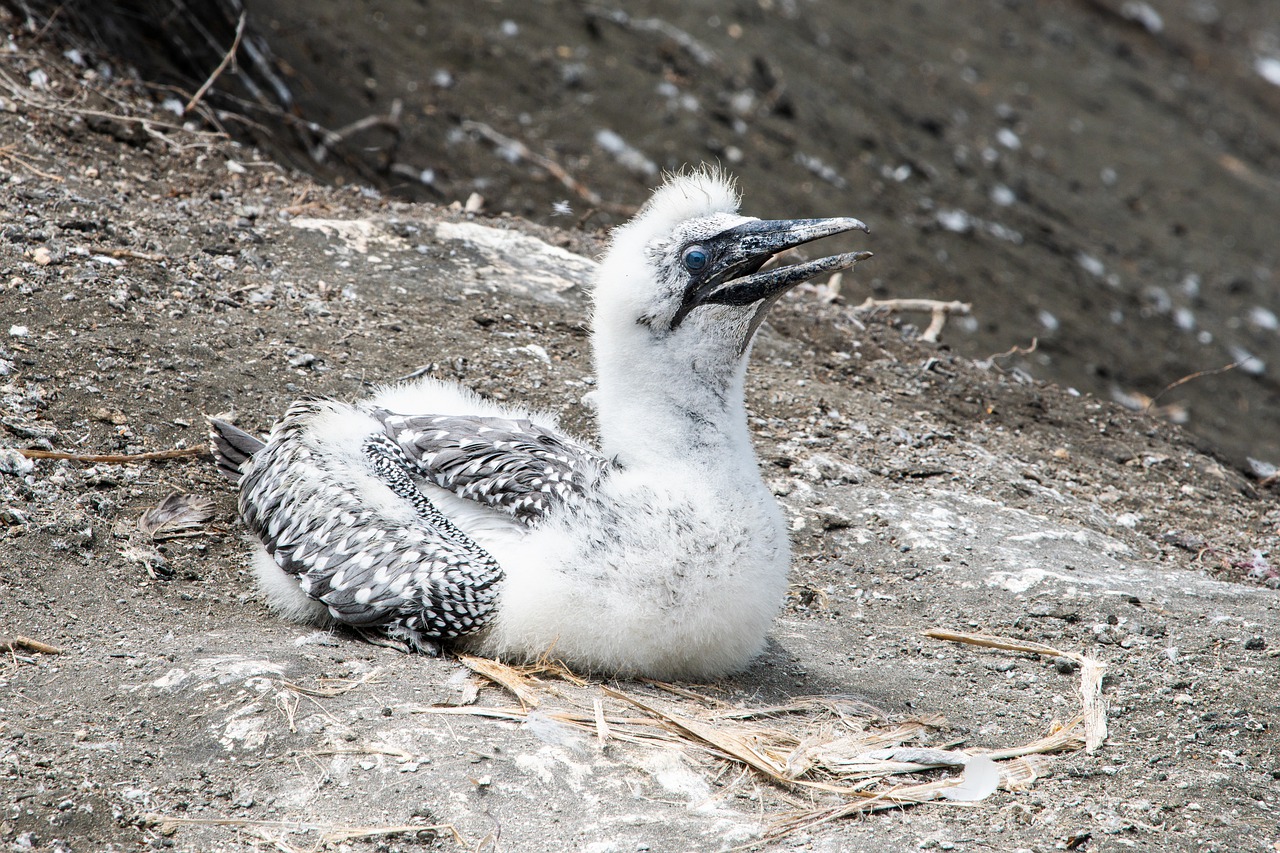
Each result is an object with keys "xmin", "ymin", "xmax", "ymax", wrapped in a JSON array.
[{"xmin": 672, "ymin": 217, "xmax": 871, "ymax": 328}]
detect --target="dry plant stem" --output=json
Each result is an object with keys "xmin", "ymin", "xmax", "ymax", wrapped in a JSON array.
[
  {"xmin": 0, "ymin": 67, "xmax": 223, "ymax": 143},
  {"xmin": 183, "ymin": 10, "xmax": 247, "ymax": 115},
  {"xmin": 0, "ymin": 145, "xmax": 64, "ymax": 182},
  {"xmin": 638, "ymin": 677, "xmax": 723, "ymax": 705},
  {"xmin": 310, "ymin": 100, "xmax": 403, "ymax": 163},
  {"xmin": 593, "ymin": 695, "xmax": 610, "ymax": 745},
  {"xmin": 16, "ymin": 447, "xmax": 204, "ymax": 463},
  {"xmin": 986, "ymin": 337, "xmax": 1039, "ymax": 361},
  {"xmin": 311, "ymin": 744, "xmax": 417, "ymax": 761},
  {"xmin": 417, "ymin": 635, "xmax": 1105, "ymax": 848},
  {"xmin": 1144, "ymin": 360, "xmax": 1241, "ymax": 413},
  {"xmin": 925, "ymin": 628, "xmax": 1108, "ymax": 753},
  {"xmin": 604, "ymin": 681, "xmax": 814, "ymax": 788},
  {"xmin": 141, "ymin": 814, "xmax": 461, "ymax": 846},
  {"xmin": 767, "ymin": 777, "xmax": 958, "ymax": 837},
  {"xmin": 323, "ymin": 824, "xmax": 456, "ymax": 844},
  {"xmin": 1, "ymin": 635, "xmax": 63, "ymax": 655},
  {"xmin": 279, "ymin": 666, "xmax": 384, "ymax": 698},
  {"xmin": 854, "ymin": 297, "xmax": 972, "ymax": 343},
  {"xmin": 94, "ymin": 247, "xmax": 169, "ymax": 262},
  {"xmin": 584, "ymin": 7, "xmax": 720, "ymax": 68},
  {"xmin": 980, "ymin": 715, "xmax": 1085, "ymax": 761},
  {"xmin": 457, "ymin": 654, "xmax": 542, "ymax": 709},
  {"xmin": 461, "ymin": 120, "xmax": 617, "ymax": 209}
]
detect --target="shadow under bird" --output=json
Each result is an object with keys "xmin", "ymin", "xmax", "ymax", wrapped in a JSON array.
[{"xmin": 210, "ymin": 169, "xmax": 871, "ymax": 680}]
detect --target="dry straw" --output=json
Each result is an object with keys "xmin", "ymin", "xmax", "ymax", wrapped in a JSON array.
[
  {"xmin": 141, "ymin": 628, "xmax": 1105, "ymax": 849},
  {"xmin": 414, "ymin": 628, "xmax": 1108, "ymax": 843}
]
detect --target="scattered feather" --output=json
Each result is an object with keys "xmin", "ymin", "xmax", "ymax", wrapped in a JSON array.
[
  {"xmin": 138, "ymin": 491, "xmax": 216, "ymax": 539},
  {"xmin": 120, "ymin": 542, "xmax": 171, "ymax": 578},
  {"xmin": 524, "ymin": 710, "xmax": 588, "ymax": 752},
  {"xmin": 940, "ymin": 754, "xmax": 1000, "ymax": 801}
]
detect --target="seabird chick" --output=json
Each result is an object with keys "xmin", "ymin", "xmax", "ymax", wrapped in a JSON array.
[{"xmin": 210, "ymin": 169, "xmax": 871, "ymax": 679}]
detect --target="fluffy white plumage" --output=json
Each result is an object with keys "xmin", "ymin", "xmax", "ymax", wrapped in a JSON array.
[{"xmin": 212, "ymin": 168, "xmax": 870, "ymax": 679}]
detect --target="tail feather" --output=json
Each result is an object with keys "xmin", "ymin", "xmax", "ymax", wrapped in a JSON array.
[{"xmin": 208, "ymin": 417, "xmax": 265, "ymax": 483}]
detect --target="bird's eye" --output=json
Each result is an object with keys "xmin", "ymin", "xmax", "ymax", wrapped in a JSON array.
[{"xmin": 682, "ymin": 246, "xmax": 709, "ymax": 273}]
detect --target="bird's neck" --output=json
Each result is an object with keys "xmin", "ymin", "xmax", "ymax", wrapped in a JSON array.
[{"xmin": 593, "ymin": 354, "xmax": 759, "ymax": 476}]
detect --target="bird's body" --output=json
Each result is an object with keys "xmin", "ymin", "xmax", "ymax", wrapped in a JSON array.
[{"xmin": 212, "ymin": 169, "xmax": 870, "ymax": 679}]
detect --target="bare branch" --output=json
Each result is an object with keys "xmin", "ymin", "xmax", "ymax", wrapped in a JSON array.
[
  {"xmin": 855, "ymin": 297, "xmax": 972, "ymax": 343},
  {"xmin": 183, "ymin": 10, "xmax": 247, "ymax": 116}
]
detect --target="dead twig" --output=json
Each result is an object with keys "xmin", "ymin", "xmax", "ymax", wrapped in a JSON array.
[
  {"xmin": 1142, "ymin": 360, "xmax": 1241, "ymax": 414},
  {"xmin": 462, "ymin": 119, "xmax": 625, "ymax": 212},
  {"xmin": 601, "ymin": 686, "xmax": 862, "ymax": 794},
  {"xmin": 93, "ymin": 247, "xmax": 169, "ymax": 263},
  {"xmin": 855, "ymin": 297, "xmax": 971, "ymax": 343},
  {"xmin": 980, "ymin": 337, "xmax": 1039, "ymax": 368},
  {"xmin": 0, "ymin": 66, "xmax": 224, "ymax": 148},
  {"xmin": 15, "ymin": 447, "xmax": 203, "ymax": 463},
  {"xmin": 311, "ymin": 743, "xmax": 417, "ymax": 761},
  {"xmin": 421, "ymin": 635, "xmax": 1103, "ymax": 844},
  {"xmin": 0, "ymin": 145, "xmax": 64, "ymax": 182},
  {"xmin": 638, "ymin": 677, "xmax": 724, "ymax": 706},
  {"xmin": 278, "ymin": 667, "xmax": 385, "ymax": 698},
  {"xmin": 1, "ymin": 635, "xmax": 63, "ymax": 655},
  {"xmin": 583, "ymin": 6, "xmax": 720, "ymax": 68},
  {"xmin": 925, "ymin": 628, "xmax": 1107, "ymax": 753},
  {"xmin": 309, "ymin": 100, "xmax": 403, "ymax": 164},
  {"xmin": 593, "ymin": 695, "xmax": 610, "ymax": 746},
  {"xmin": 141, "ymin": 814, "xmax": 461, "ymax": 846},
  {"xmin": 183, "ymin": 10, "xmax": 247, "ymax": 115}
]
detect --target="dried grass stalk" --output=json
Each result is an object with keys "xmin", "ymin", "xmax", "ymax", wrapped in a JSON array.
[
  {"xmin": 279, "ymin": 666, "xmax": 384, "ymax": 698},
  {"xmin": 457, "ymin": 655, "xmax": 542, "ymax": 708},
  {"xmin": 411, "ymin": 627, "xmax": 1108, "ymax": 844},
  {"xmin": 141, "ymin": 814, "xmax": 461, "ymax": 846},
  {"xmin": 604, "ymin": 686, "xmax": 793, "ymax": 782},
  {"xmin": 924, "ymin": 628, "xmax": 1108, "ymax": 754}
]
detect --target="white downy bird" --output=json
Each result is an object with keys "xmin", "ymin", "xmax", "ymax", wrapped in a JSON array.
[{"xmin": 210, "ymin": 168, "xmax": 870, "ymax": 680}]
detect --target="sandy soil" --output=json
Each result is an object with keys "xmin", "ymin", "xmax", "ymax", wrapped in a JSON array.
[{"xmin": 1, "ymin": 12, "xmax": 1278, "ymax": 853}]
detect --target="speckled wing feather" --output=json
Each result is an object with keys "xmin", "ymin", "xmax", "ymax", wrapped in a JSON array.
[
  {"xmin": 368, "ymin": 406, "xmax": 608, "ymax": 524},
  {"xmin": 236, "ymin": 401, "xmax": 502, "ymax": 647}
]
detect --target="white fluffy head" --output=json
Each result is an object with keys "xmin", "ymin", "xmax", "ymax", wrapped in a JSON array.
[
  {"xmin": 631, "ymin": 166, "xmax": 742, "ymax": 233},
  {"xmin": 591, "ymin": 169, "xmax": 759, "ymax": 375},
  {"xmin": 588, "ymin": 168, "xmax": 868, "ymax": 464}
]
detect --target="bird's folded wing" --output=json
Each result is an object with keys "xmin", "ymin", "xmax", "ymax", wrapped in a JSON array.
[
  {"xmin": 237, "ymin": 418, "xmax": 501, "ymax": 638},
  {"xmin": 368, "ymin": 407, "xmax": 608, "ymax": 523}
]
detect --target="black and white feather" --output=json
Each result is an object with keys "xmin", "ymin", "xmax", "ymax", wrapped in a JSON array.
[
  {"xmin": 211, "ymin": 168, "xmax": 871, "ymax": 679},
  {"xmin": 370, "ymin": 407, "xmax": 608, "ymax": 523}
]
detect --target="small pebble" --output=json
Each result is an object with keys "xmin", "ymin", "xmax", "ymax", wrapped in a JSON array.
[{"xmin": 0, "ymin": 449, "xmax": 34, "ymax": 477}]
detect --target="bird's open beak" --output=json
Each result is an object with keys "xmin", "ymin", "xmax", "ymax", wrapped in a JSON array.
[{"xmin": 673, "ymin": 217, "xmax": 872, "ymax": 329}]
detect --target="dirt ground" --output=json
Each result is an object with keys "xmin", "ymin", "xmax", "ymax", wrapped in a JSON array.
[
  {"xmin": 239, "ymin": 0, "xmax": 1280, "ymax": 473},
  {"xmin": 1, "ymin": 10, "xmax": 1279, "ymax": 853}
]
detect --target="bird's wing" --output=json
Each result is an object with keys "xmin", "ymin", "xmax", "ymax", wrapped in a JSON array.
[
  {"xmin": 207, "ymin": 417, "xmax": 266, "ymax": 483},
  {"xmin": 368, "ymin": 407, "xmax": 608, "ymax": 524},
  {"xmin": 236, "ymin": 401, "xmax": 502, "ymax": 645}
]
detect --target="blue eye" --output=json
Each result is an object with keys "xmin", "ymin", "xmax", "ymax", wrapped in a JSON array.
[{"xmin": 682, "ymin": 246, "xmax": 709, "ymax": 272}]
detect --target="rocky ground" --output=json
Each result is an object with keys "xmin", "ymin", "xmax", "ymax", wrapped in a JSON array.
[{"xmin": 1, "ymin": 12, "xmax": 1279, "ymax": 853}]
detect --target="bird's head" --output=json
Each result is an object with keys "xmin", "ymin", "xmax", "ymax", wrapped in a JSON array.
[{"xmin": 592, "ymin": 169, "xmax": 871, "ymax": 381}]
